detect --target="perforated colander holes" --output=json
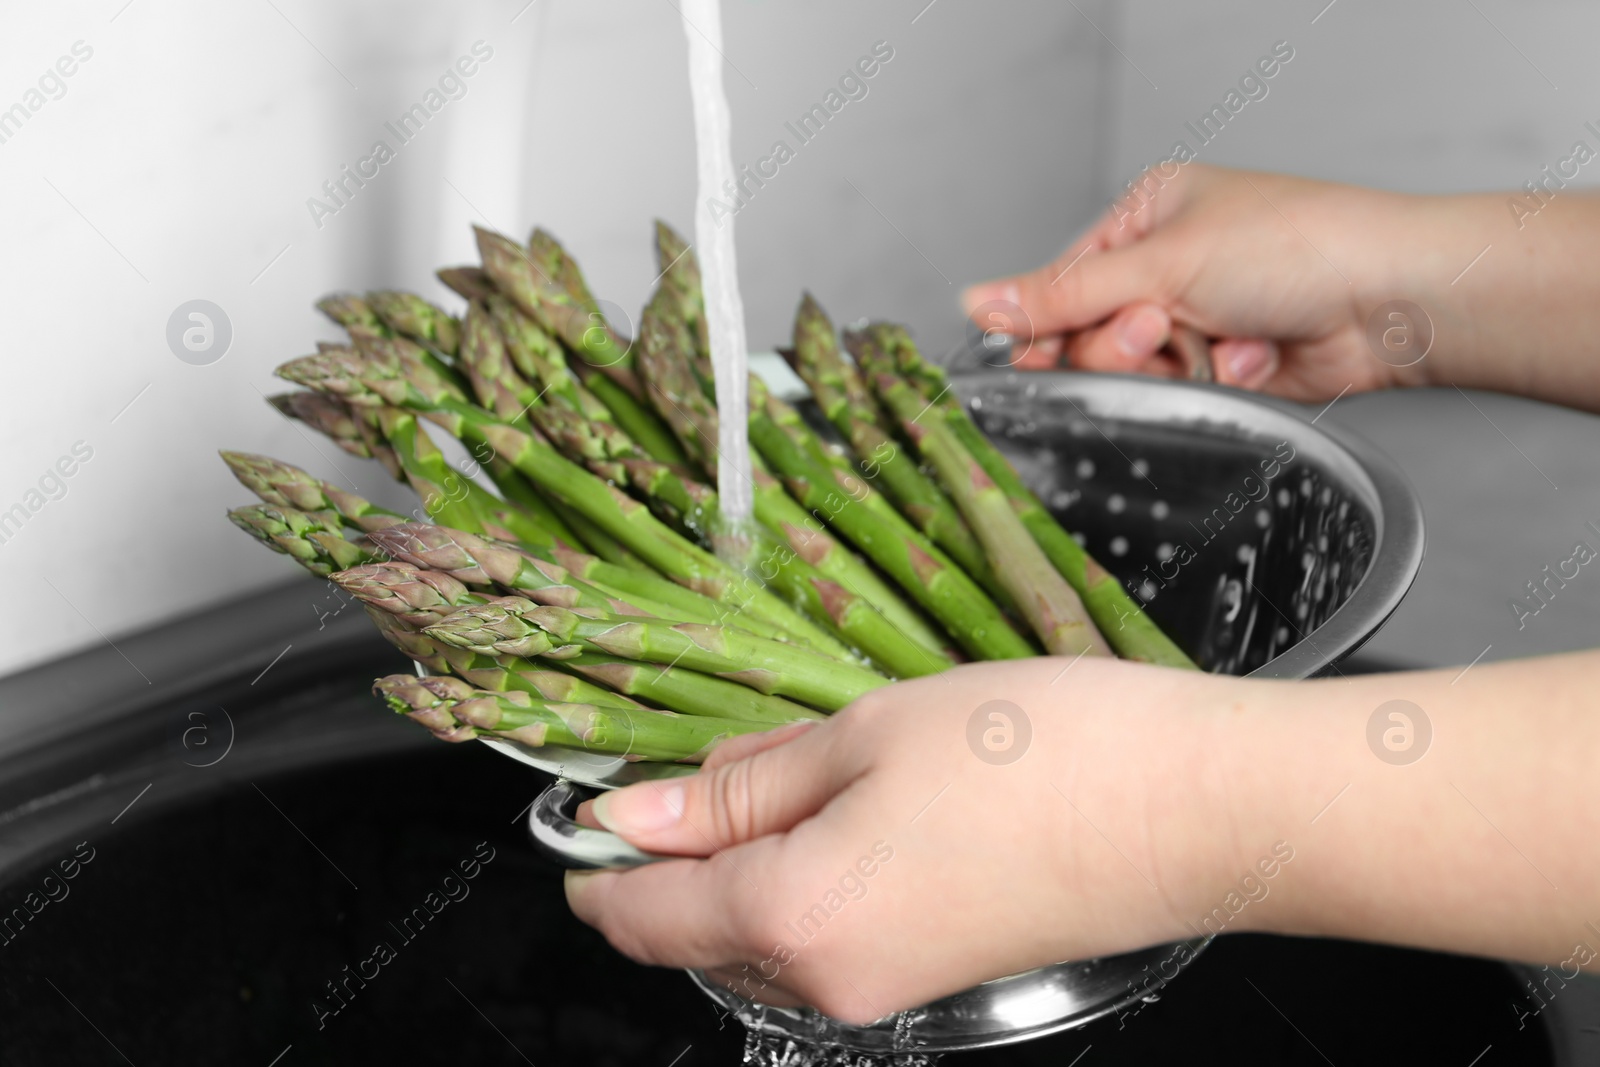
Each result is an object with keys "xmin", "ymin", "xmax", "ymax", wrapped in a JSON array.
[{"xmin": 1219, "ymin": 576, "xmax": 1244, "ymax": 623}]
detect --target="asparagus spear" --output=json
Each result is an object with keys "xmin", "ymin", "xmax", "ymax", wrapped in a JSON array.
[
  {"xmin": 457, "ymin": 300, "xmax": 543, "ymax": 425},
  {"xmin": 633, "ymin": 287, "xmax": 953, "ymax": 667},
  {"xmin": 332, "ymin": 561, "xmax": 486, "ymax": 628},
  {"xmin": 852, "ymin": 324, "xmax": 1198, "ymax": 669},
  {"xmin": 788, "ymin": 296, "xmax": 1005, "ymax": 599},
  {"xmin": 364, "ymin": 523, "xmax": 681, "ymax": 620},
  {"xmin": 220, "ymin": 451, "xmax": 408, "ymax": 532},
  {"xmin": 868, "ymin": 364, "xmax": 1111, "ymax": 658},
  {"xmin": 361, "ymin": 599, "xmax": 650, "ymax": 711},
  {"xmin": 316, "ymin": 293, "xmax": 386, "ymax": 340},
  {"xmin": 336, "ymin": 563, "xmax": 805, "ymax": 722},
  {"xmin": 366, "ymin": 291, "xmax": 461, "ymax": 357},
  {"xmin": 555, "ymin": 650, "xmax": 821, "ymax": 725},
  {"xmin": 533, "ymin": 393, "xmax": 945, "ymax": 677},
  {"xmin": 265, "ymin": 392, "xmax": 395, "ymax": 467},
  {"xmin": 275, "ymin": 348, "xmax": 840, "ymax": 654},
  {"xmin": 747, "ymin": 374, "xmax": 1035, "ymax": 661},
  {"xmin": 653, "ymin": 220, "xmax": 713, "ymax": 385},
  {"xmin": 376, "ymin": 674, "xmax": 768, "ymax": 762},
  {"xmin": 425, "ymin": 597, "xmax": 889, "ymax": 711},
  {"xmin": 438, "ymin": 263, "xmax": 494, "ymax": 298},
  {"xmin": 528, "ymin": 227, "xmax": 601, "ymax": 316},
  {"xmin": 541, "ymin": 539, "xmax": 794, "ymax": 640},
  {"xmin": 229, "ymin": 504, "xmax": 378, "ymax": 576},
  {"xmin": 474, "ymin": 227, "xmax": 690, "ymax": 466},
  {"xmin": 484, "ymin": 293, "xmax": 613, "ymax": 422},
  {"xmin": 364, "ymin": 604, "xmax": 453, "ymax": 674}
]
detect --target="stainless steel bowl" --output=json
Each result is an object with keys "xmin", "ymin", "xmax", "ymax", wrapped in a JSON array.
[{"xmin": 506, "ymin": 370, "xmax": 1425, "ymax": 1057}]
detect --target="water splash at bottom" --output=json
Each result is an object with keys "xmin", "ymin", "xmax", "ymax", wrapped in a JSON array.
[{"xmin": 741, "ymin": 1029, "xmax": 941, "ymax": 1067}]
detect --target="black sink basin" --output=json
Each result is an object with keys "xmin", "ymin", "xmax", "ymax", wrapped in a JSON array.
[{"xmin": 0, "ymin": 583, "xmax": 1560, "ymax": 1065}]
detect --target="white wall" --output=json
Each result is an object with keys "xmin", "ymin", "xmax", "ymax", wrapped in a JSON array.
[
  {"xmin": 4, "ymin": 0, "xmax": 1595, "ymax": 679},
  {"xmin": 0, "ymin": 0, "xmax": 1110, "ymax": 678}
]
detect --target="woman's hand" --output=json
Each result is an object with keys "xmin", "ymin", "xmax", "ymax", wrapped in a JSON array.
[
  {"xmin": 964, "ymin": 164, "xmax": 1600, "ymax": 413},
  {"xmin": 564, "ymin": 658, "xmax": 1249, "ymax": 1024},
  {"xmin": 962, "ymin": 165, "xmax": 1440, "ymax": 401}
]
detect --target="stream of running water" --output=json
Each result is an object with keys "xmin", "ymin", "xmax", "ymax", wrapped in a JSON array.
[{"xmin": 679, "ymin": 0, "xmax": 757, "ymax": 558}]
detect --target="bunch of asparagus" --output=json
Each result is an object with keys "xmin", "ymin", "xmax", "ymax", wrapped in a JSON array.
[{"xmin": 224, "ymin": 222, "xmax": 1194, "ymax": 766}]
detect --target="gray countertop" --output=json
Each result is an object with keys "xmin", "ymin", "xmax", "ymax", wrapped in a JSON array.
[{"xmin": 1320, "ymin": 387, "xmax": 1600, "ymax": 672}]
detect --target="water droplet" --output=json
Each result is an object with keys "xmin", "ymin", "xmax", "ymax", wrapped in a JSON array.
[
  {"xmin": 1277, "ymin": 488, "xmax": 1291, "ymax": 508},
  {"xmin": 1156, "ymin": 542, "xmax": 1174, "ymax": 561},
  {"xmin": 1107, "ymin": 493, "xmax": 1126, "ymax": 515},
  {"xmin": 1072, "ymin": 532, "xmax": 1087, "ymax": 547},
  {"xmin": 1075, "ymin": 458, "xmax": 1095, "ymax": 479},
  {"xmin": 1151, "ymin": 500, "xmax": 1170, "ymax": 520},
  {"xmin": 1255, "ymin": 509, "xmax": 1271, "ymax": 528},
  {"xmin": 1236, "ymin": 544, "xmax": 1254, "ymax": 564},
  {"xmin": 1131, "ymin": 458, "xmax": 1150, "ymax": 478},
  {"xmin": 1109, "ymin": 536, "xmax": 1129, "ymax": 557}
]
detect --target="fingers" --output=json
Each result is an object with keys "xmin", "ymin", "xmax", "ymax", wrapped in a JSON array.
[
  {"xmin": 702, "ymin": 719, "xmax": 819, "ymax": 772},
  {"xmin": 564, "ymin": 849, "xmax": 765, "ymax": 970},
  {"xmin": 576, "ymin": 722, "xmax": 820, "ymax": 829},
  {"xmin": 589, "ymin": 716, "xmax": 863, "ymax": 856},
  {"xmin": 1211, "ymin": 338, "xmax": 1281, "ymax": 389},
  {"xmin": 963, "ymin": 240, "xmax": 1171, "ymax": 342},
  {"xmin": 1063, "ymin": 304, "xmax": 1172, "ymax": 373}
]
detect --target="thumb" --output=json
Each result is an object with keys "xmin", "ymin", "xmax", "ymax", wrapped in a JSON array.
[
  {"xmin": 963, "ymin": 237, "xmax": 1172, "ymax": 339},
  {"xmin": 590, "ymin": 717, "xmax": 861, "ymax": 856}
]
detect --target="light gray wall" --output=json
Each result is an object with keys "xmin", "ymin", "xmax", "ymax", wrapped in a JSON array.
[{"xmin": 2, "ymin": 0, "xmax": 1594, "ymax": 678}]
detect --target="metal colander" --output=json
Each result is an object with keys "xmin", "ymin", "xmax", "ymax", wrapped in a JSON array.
[{"xmin": 959, "ymin": 370, "xmax": 1419, "ymax": 679}]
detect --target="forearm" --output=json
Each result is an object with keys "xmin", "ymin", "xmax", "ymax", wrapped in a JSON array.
[
  {"xmin": 1390, "ymin": 192, "xmax": 1600, "ymax": 411},
  {"xmin": 1217, "ymin": 652, "xmax": 1600, "ymax": 969}
]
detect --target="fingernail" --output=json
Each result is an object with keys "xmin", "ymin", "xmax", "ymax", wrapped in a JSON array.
[
  {"xmin": 1116, "ymin": 306, "xmax": 1170, "ymax": 359},
  {"xmin": 592, "ymin": 781, "xmax": 685, "ymax": 835},
  {"xmin": 563, "ymin": 868, "xmax": 599, "ymax": 900},
  {"xmin": 1222, "ymin": 340, "xmax": 1275, "ymax": 385},
  {"xmin": 961, "ymin": 281, "xmax": 1015, "ymax": 313}
]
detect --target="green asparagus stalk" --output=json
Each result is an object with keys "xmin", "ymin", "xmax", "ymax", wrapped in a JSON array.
[
  {"xmin": 366, "ymin": 291, "xmax": 461, "ymax": 357},
  {"xmin": 484, "ymin": 293, "xmax": 613, "ymax": 422},
  {"xmin": 316, "ymin": 293, "xmax": 386, "ymax": 340},
  {"xmin": 361, "ymin": 601, "xmax": 647, "ymax": 711},
  {"xmin": 851, "ymin": 324, "xmax": 1197, "ymax": 669},
  {"xmin": 436, "ymin": 265, "xmax": 496, "ymax": 303},
  {"xmin": 474, "ymin": 227, "xmax": 690, "ymax": 465},
  {"xmin": 533, "ymin": 391, "xmax": 944, "ymax": 676},
  {"xmin": 425, "ymin": 598, "xmax": 889, "ymax": 711},
  {"xmin": 868, "ymin": 365, "xmax": 1111, "ymax": 658},
  {"xmin": 336, "ymin": 563, "xmax": 806, "ymax": 722},
  {"xmin": 528, "ymin": 227, "xmax": 601, "ymax": 317},
  {"xmin": 220, "ymin": 451, "xmax": 408, "ymax": 532},
  {"xmin": 229, "ymin": 504, "xmax": 378, "ymax": 576},
  {"xmin": 635, "ymin": 284, "xmax": 720, "ymax": 475},
  {"xmin": 363, "ymin": 523, "xmax": 682, "ymax": 620},
  {"xmin": 332, "ymin": 561, "xmax": 487, "ymax": 628},
  {"xmin": 456, "ymin": 300, "xmax": 544, "ymax": 425},
  {"xmin": 541, "ymin": 540, "xmax": 793, "ymax": 640},
  {"xmin": 376, "ymin": 674, "xmax": 768, "ymax": 762},
  {"xmin": 373, "ymin": 406, "xmax": 484, "ymax": 534},
  {"xmin": 557, "ymin": 650, "xmax": 820, "ymax": 725},
  {"xmin": 747, "ymin": 374, "xmax": 1035, "ymax": 661},
  {"xmin": 789, "ymin": 296, "xmax": 1004, "ymax": 600},
  {"xmin": 275, "ymin": 347, "xmax": 839, "ymax": 653},
  {"xmin": 633, "ymin": 287, "xmax": 953, "ymax": 667},
  {"xmin": 653, "ymin": 220, "xmax": 713, "ymax": 386},
  {"xmin": 265, "ymin": 391, "xmax": 398, "ymax": 473},
  {"xmin": 364, "ymin": 604, "xmax": 454, "ymax": 674}
]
